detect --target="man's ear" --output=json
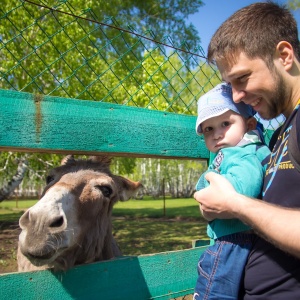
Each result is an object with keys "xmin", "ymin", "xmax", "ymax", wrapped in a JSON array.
[
  {"xmin": 276, "ymin": 41, "xmax": 294, "ymax": 71},
  {"xmin": 246, "ymin": 117, "xmax": 257, "ymax": 131}
]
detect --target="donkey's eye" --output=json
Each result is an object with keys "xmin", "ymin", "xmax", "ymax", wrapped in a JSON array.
[
  {"xmin": 95, "ymin": 185, "xmax": 113, "ymax": 197},
  {"xmin": 46, "ymin": 175, "xmax": 55, "ymax": 184}
]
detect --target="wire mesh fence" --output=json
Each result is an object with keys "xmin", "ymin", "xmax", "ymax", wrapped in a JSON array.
[{"xmin": 0, "ymin": 0, "xmax": 281, "ymax": 130}]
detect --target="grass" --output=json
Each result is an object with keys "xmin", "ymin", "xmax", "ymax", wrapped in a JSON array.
[
  {"xmin": 113, "ymin": 218, "xmax": 208, "ymax": 255},
  {"xmin": 0, "ymin": 197, "xmax": 202, "ymax": 220},
  {"xmin": 111, "ymin": 197, "xmax": 209, "ymax": 255},
  {"xmin": 0, "ymin": 197, "xmax": 208, "ymax": 273},
  {"xmin": 113, "ymin": 196, "xmax": 201, "ymax": 219},
  {"xmin": 0, "ymin": 200, "xmax": 37, "ymax": 223},
  {"xmin": 0, "ymin": 199, "xmax": 38, "ymax": 210}
]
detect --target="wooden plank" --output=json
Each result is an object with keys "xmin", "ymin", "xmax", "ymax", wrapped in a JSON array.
[
  {"xmin": 0, "ymin": 246, "xmax": 208, "ymax": 300},
  {"xmin": 0, "ymin": 89, "xmax": 209, "ymax": 159}
]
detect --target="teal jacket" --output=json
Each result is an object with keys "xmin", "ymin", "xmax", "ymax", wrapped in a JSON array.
[{"xmin": 196, "ymin": 130, "xmax": 271, "ymax": 239}]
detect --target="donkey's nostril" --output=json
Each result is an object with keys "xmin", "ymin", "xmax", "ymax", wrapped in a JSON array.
[{"xmin": 49, "ymin": 216, "xmax": 64, "ymax": 228}]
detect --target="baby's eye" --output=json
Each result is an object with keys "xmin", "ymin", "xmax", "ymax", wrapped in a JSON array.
[
  {"xmin": 203, "ymin": 126, "xmax": 213, "ymax": 133},
  {"xmin": 222, "ymin": 121, "xmax": 230, "ymax": 127}
]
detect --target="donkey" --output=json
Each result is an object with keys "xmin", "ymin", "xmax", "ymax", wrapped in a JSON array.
[{"xmin": 17, "ymin": 155, "xmax": 142, "ymax": 271}]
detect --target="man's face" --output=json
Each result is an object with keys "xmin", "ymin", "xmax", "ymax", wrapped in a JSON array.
[{"xmin": 216, "ymin": 52, "xmax": 288, "ymax": 120}]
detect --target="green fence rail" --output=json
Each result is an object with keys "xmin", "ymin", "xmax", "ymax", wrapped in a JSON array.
[{"xmin": 0, "ymin": 0, "xmax": 281, "ymax": 131}]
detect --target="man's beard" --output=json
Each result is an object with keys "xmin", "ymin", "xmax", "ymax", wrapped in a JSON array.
[{"xmin": 260, "ymin": 69, "xmax": 288, "ymax": 120}]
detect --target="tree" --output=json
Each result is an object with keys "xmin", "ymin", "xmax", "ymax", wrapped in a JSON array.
[
  {"xmin": 129, "ymin": 157, "xmax": 207, "ymax": 198},
  {"xmin": 0, "ymin": 0, "xmax": 204, "ymax": 97},
  {"xmin": 0, "ymin": 155, "xmax": 28, "ymax": 201},
  {"xmin": 287, "ymin": 0, "xmax": 300, "ymax": 10},
  {"xmin": 0, "ymin": 152, "xmax": 63, "ymax": 200}
]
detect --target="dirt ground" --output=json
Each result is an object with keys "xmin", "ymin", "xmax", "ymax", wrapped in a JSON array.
[{"xmin": 0, "ymin": 221, "xmax": 20, "ymax": 273}]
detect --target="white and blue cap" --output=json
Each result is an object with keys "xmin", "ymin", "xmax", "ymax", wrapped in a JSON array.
[{"xmin": 196, "ymin": 82, "xmax": 255, "ymax": 134}]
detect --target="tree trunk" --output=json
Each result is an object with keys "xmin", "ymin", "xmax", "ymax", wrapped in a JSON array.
[{"xmin": 0, "ymin": 157, "xmax": 28, "ymax": 202}]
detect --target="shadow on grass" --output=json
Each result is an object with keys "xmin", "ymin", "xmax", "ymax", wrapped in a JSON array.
[
  {"xmin": 0, "ymin": 212, "xmax": 24, "ymax": 228},
  {"xmin": 112, "ymin": 217, "xmax": 207, "ymax": 256}
]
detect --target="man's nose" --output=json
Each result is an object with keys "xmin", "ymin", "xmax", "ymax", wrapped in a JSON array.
[{"xmin": 232, "ymin": 86, "xmax": 246, "ymax": 103}]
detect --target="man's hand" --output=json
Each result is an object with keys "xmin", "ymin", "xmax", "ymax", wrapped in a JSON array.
[
  {"xmin": 194, "ymin": 172, "xmax": 238, "ymax": 220},
  {"xmin": 198, "ymin": 203, "xmax": 215, "ymax": 221}
]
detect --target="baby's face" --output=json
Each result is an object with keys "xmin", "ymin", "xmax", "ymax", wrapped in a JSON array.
[{"xmin": 201, "ymin": 110, "xmax": 248, "ymax": 153}]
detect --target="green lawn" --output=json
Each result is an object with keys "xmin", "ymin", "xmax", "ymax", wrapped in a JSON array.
[
  {"xmin": 0, "ymin": 197, "xmax": 202, "ymax": 220},
  {"xmin": 0, "ymin": 199, "xmax": 38, "ymax": 209},
  {"xmin": 113, "ymin": 197, "xmax": 201, "ymax": 219},
  {"xmin": 0, "ymin": 200, "xmax": 37, "ymax": 222},
  {"xmin": 112, "ymin": 197, "xmax": 208, "ymax": 255}
]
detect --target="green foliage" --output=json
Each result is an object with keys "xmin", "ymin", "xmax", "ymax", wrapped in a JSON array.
[
  {"xmin": 50, "ymin": 0, "xmax": 204, "ymax": 49},
  {"xmin": 287, "ymin": 0, "xmax": 300, "ymax": 10},
  {"xmin": 111, "ymin": 157, "xmax": 137, "ymax": 176},
  {"xmin": 0, "ymin": 0, "xmax": 209, "ymax": 108},
  {"xmin": 126, "ymin": 158, "xmax": 207, "ymax": 198}
]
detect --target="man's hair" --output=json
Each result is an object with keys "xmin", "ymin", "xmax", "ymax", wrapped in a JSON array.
[{"xmin": 207, "ymin": 2, "xmax": 300, "ymax": 66}]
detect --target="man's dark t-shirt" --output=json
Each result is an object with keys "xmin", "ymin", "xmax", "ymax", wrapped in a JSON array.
[{"xmin": 244, "ymin": 107, "xmax": 300, "ymax": 299}]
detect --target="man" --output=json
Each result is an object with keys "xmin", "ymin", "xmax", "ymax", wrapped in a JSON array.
[{"xmin": 194, "ymin": 2, "xmax": 300, "ymax": 298}]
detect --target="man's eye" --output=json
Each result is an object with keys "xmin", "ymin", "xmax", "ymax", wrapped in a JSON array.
[{"xmin": 237, "ymin": 74, "xmax": 248, "ymax": 82}]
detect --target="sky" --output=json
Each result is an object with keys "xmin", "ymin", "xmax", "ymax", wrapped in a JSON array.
[{"xmin": 188, "ymin": 0, "xmax": 300, "ymax": 55}]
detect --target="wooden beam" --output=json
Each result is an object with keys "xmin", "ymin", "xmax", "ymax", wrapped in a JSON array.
[
  {"xmin": 0, "ymin": 247, "xmax": 208, "ymax": 300},
  {"xmin": 0, "ymin": 89, "xmax": 209, "ymax": 159}
]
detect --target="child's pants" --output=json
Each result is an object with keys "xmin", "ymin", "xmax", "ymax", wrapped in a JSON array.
[{"xmin": 193, "ymin": 232, "xmax": 256, "ymax": 300}]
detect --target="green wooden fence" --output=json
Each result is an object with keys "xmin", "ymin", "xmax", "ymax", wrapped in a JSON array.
[
  {"xmin": 0, "ymin": 246, "xmax": 210, "ymax": 300},
  {"xmin": 0, "ymin": 88, "xmax": 210, "ymax": 300},
  {"xmin": 0, "ymin": 89, "xmax": 208, "ymax": 159}
]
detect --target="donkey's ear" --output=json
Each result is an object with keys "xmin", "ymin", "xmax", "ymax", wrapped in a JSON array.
[
  {"xmin": 89, "ymin": 156, "xmax": 112, "ymax": 166},
  {"xmin": 61, "ymin": 155, "xmax": 76, "ymax": 166},
  {"xmin": 116, "ymin": 176, "xmax": 143, "ymax": 201}
]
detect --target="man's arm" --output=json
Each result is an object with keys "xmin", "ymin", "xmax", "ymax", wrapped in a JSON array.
[{"xmin": 194, "ymin": 172, "xmax": 300, "ymax": 258}]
